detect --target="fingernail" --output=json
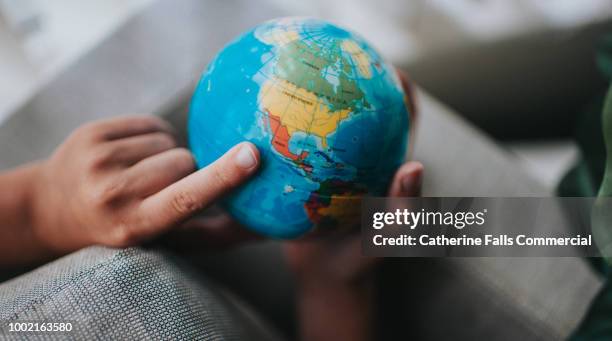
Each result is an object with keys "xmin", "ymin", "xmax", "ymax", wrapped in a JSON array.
[{"xmin": 235, "ymin": 143, "xmax": 258, "ymax": 169}]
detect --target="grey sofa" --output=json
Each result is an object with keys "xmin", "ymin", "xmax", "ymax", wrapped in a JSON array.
[
  {"xmin": 0, "ymin": 0, "xmax": 604, "ymax": 339},
  {"xmin": 0, "ymin": 247, "xmax": 282, "ymax": 340}
]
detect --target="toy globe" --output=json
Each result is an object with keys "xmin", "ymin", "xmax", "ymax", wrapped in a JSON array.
[{"xmin": 188, "ymin": 17, "xmax": 412, "ymax": 238}]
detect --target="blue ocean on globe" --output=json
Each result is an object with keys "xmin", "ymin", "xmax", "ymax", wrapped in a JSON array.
[{"xmin": 189, "ymin": 17, "xmax": 411, "ymax": 238}]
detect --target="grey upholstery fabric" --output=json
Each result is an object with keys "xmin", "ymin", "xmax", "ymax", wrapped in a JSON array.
[
  {"xmin": 0, "ymin": 247, "xmax": 282, "ymax": 340},
  {"xmin": 399, "ymin": 92, "xmax": 603, "ymax": 339}
]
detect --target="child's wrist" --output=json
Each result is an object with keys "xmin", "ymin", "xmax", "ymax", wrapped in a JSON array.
[
  {"xmin": 19, "ymin": 162, "xmax": 43, "ymax": 230},
  {"xmin": 4, "ymin": 161, "xmax": 60, "ymax": 264},
  {"xmin": 296, "ymin": 271, "xmax": 375, "ymax": 298},
  {"xmin": 296, "ymin": 276, "xmax": 375, "ymax": 341},
  {"xmin": 26, "ymin": 161, "xmax": 67, "ymax": 258}
]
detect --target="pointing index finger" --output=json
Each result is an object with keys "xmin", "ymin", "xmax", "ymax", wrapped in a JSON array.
[{"xmin": 137, "ymin": 142, "xmax": 259, "ymax": 235}]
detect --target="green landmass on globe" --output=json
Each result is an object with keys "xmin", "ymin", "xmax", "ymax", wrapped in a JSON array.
[{"xmin": 188, "ymin": 17, "xmax": 412, "ymax": 238}]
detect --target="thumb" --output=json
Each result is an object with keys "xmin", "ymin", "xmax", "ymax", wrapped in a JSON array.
[
  {"xmin": 139, "ymin": 142, "xmax": 259, "ymax": 235},
  {"xmin": 388, "ymin": 161, "xmax": 423, "ymax": 197}
]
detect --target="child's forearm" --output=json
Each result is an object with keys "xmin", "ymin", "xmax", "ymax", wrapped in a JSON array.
[
  {"xmin": 296, "ymin": 280, "xmax": 374, "ymax": 341},
  {"xmin": 0, "ymin": 162, "xmax": 56, "ymax": 267}
]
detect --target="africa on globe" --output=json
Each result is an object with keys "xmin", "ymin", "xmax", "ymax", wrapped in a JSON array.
[{"xmin": 188, "ymin": 17, "xmax": 412, "ymax": 238}]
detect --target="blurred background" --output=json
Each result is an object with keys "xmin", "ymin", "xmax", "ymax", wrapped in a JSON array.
[
  {"xmin": 1, "ymin": 0, "xmax": 612, "ymax": 190},
  {"xmin": 0, "ymin": 0, "xmax": 152, "ymax": 122}
]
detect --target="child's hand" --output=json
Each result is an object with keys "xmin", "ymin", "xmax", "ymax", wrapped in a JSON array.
[
  {"xmin": 284, "ymin": 161, "xmax": 423, "ymax": 287},
  {"xmin": 284, "ymin": 68, "xmax": 420, "ymax": 341},
  {"xmin": 283, "ymin": 161, "xmax": 423, "ymax": 341},
  {"xmin": 30, "ymin": 115, "xmax": 259, "ymax": 255}
]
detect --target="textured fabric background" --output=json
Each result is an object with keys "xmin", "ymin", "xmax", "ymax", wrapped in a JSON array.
[{"xmin": 0, "ymin": 246, "xmax": 282, "ymax": 340}]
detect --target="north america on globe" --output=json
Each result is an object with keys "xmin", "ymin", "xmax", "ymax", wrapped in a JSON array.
[{"xmin": 189, "ymin": 17, "xmax": 412, "ymax": 238}]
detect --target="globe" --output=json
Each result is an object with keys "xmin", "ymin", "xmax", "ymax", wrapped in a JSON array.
[{"xmin": 188, "ymin": 17, "xmax": 412, "ymax": 238}]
